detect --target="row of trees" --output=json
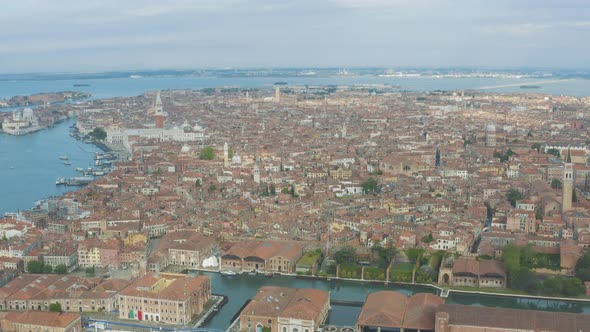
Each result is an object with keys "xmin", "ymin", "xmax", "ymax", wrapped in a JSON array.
[
  {"xmin": 27, "ymin": 261, "xmax": 97, "ymax": 276},
  {"xmin": 27, "ymin": 261, "xmax": 68, "ymax": 274}
]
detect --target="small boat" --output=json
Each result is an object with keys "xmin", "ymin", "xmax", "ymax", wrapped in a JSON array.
[
  {"xmin": 59, "ymin": 156, "xmax": 69, "ymax": 160},
  {"xmin": 63, "ymin": 162, "xmax": 71, "ymax": 165},
  {"xmin": 9, "ymin": 166, "xmax": 14, "ymax": 170},
  {"xmin": 220, "ymin": 271, "xmax": 237, "ymax": 276},
  {"xmin": 75, "ymin": 167, "xmax": 84, "ymax": 172},
  {"xmin": 248, "ymin": 270, "xmax": 257, "ymax": 276},
  {"xmin": 265, "ymin": 273, "xmax": 274, "ymax": 278},
  {"xmin": 56, "ymin": 178, "xmax": 66, "ymax": 185}
]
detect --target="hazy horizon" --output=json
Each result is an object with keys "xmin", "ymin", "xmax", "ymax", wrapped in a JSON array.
[{"xmin": 2, "ymin": 0, "xmax": 589, "ymax": 73}]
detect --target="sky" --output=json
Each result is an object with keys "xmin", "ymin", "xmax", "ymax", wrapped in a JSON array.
[{"xmin": 1, "ymin": 0, "xmax": 589, "ymax": 73}]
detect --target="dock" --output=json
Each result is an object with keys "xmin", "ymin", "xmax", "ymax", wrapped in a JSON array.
[{"xmin": 193, "ymin": 294, "xmax": 227, "ymax": 327}]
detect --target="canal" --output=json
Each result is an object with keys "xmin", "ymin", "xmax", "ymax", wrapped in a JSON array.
[{"xmin": 194, "ymin": 271, "xmax": 590, "ymax": 331}]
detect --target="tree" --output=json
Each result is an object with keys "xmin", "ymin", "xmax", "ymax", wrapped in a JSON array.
[
  {"xmin": 27, "ymin": 260, "xmax": 43, "ymax": 274},
  {"xmin": 422, "ymin": 233, "xmax": 434, "ymax": 243},
  {"xmin": 502, "ymin": 244, "xmax": 522, "ymax": 271},
  {"xmin": 89, "ymin": 127, "xmax": 107, "ymax": 140},
  {"xmin": 531, "ymin": 143, "xmax": 541, "ymax": 152},
  {"xmin": 54, "ymin": 264, "xmax": 68, "ymax": 274},
  {"xmin": 199, "ymin": 146, "xmax": 215, "ymax": 160},
  {"xmin": 208, "ymin": 184, "xmax": 216, "ymax": 193},
  {"xmin": 547, "ymin": 148, "xmax": 561, "ymax": 158},
  {"xmin": 543, "ymin": 276, "xmax": 584, "ymax": 296},
  {"xmin": 506, "ymin": 188, "xmax": 523, "ymax": 207},
  {"xmin": 85, "ymin": 266, "xmax": 96, "ymax": 276},
  {"xmin": 49, "ymin": 302, "xmax": 62, "ymax": 312},
  {"xmin": 333, "ymin": 246, "xmax": 357, "ymax": 265},
  {"xmin": 281, "ymin": 187, "xmax": 290, "ymax": 194},
  {"xmin": 573, "ymin": 188, "xmax": 578, "ymax": 203},
  {"xmin": 269, "ymin": 185, "xmax": 276, "ymax": 196},
  {"xmin": 361, "ymin": 178, "xmax": 380, "ymax": 195},
  {"xmin": 577, "ymin": 248, "xmax": 590, "ymax": 281},
  {"xmin": 42, "ymin": 264, "xmax": 53, "ymax": 274},
  {"xmin": 371, "ymin": 245, "xmax": 397, "ymax": 268},
  {"xmin": 509, "ymin": 266, "xmax": 537, "ymax": 292},
  {"xmin": 228, "ymin": 148, "xmax": 234, "ymax": 159},
  {"xmin": 494, "ymin": 149, "xmax": 515, "ymax": 162},
  {"xmin": 195, "ymin": 179, "xmax": 201, "ymax": 187},
  {"xmin": 551, "ymin": 178, "xmax": 562, "ymax": 189},
  {"xmin": 406, "ymin": 248, "xmax": 425, "ymax": 263}
]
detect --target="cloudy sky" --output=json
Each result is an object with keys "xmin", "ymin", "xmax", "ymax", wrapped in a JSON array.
[{"xmin": 1, "ymin": 0, "xmax": 589, "ymax": 73}]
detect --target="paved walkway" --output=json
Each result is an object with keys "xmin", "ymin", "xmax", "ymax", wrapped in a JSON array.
[{"xmin": 192, "ymin": 295, "xmax": 225, "ymax": 327}]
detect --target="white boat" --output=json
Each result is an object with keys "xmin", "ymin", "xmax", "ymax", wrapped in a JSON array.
[
  {"xmin": 220, "ymin": 271, "xmax": 237, "ymax": 276},
  {"xmin": 59, "ymin": 156, "xmax": 69, "ymax": 160}
]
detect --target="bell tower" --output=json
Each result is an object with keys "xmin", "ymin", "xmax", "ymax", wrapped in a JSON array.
[{"xmin": 562, "ymin": 147, "xmax": 574, "ymax": 212}]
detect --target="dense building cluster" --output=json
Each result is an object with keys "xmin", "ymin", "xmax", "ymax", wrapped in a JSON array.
[{"xmin": 3, "ymin": 85, "xmax": 590, "ymax": 328}]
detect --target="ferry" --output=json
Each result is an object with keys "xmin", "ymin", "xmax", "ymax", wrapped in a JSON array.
[
  {"xmin": 220, "ymin": 271, "xmax": 237, "ymax": 276},
  {"xmin": 58, "ymin": 156, "xmax": 69, "ymax": 160}
]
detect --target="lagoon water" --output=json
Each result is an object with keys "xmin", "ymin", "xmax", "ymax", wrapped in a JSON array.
[
  {"xmin": 0, "ymin": 118, "xmax": 101, "ymax": 215},
  {"xmin": 1, "ymin": 75, "xmax": 590, "ymax": 100}
]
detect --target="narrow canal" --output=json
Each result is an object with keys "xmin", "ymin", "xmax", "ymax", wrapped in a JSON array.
[{"xmin": 194, "ymin": 271, "xmax": 590, "ymax": 331}]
